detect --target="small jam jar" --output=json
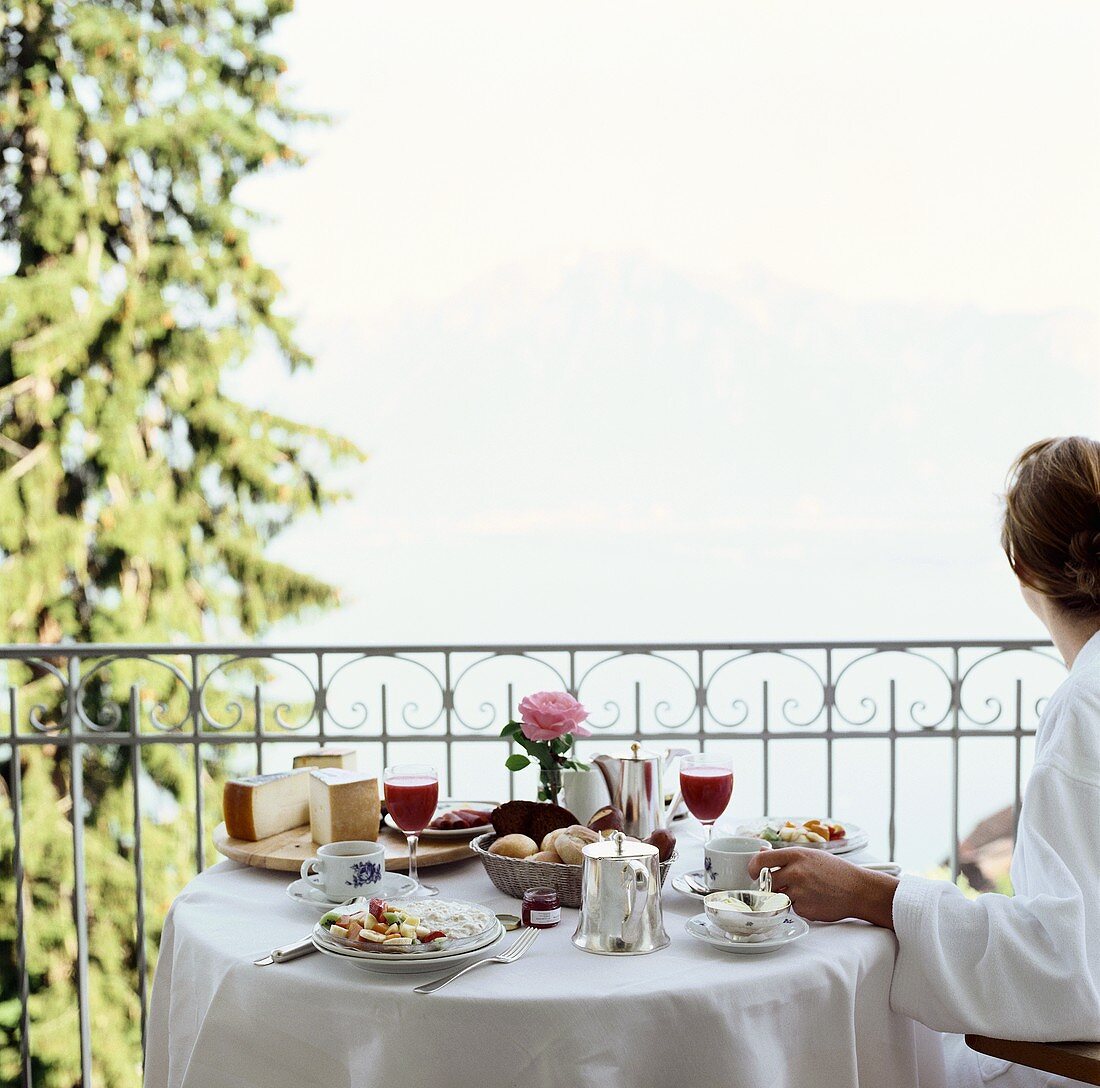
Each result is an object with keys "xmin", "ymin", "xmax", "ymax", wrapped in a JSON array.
[{"xmin": 521, "ymin": 886, "xmax": 561, "ymax": 929}]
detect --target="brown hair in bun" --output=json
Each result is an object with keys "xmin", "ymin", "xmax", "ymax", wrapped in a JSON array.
[{"xmin": 1002, "ymin": 437, "xmax": 1100, "ymax": 615}]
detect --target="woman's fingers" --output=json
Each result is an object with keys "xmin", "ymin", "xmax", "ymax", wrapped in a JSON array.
[{"xmin": 748, "ymin": 846, "xmax": 806, "ymax": 879}]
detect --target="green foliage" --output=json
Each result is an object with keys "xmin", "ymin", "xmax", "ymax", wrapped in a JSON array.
[
  {"xmin": 0, "ymin": 0, "xmax": 363, "ymax": 643},
  {"xmin": 499, "ymin": 721, "xmax": 588, "ymax": 802},
  {"xmin": 0, "ymin": 2, "xmax": 362, "ymax": 1084}
]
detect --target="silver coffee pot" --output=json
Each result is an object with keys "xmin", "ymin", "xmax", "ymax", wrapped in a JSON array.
[
  {"xmin": 571, "ymin": 832, "xmax": 670, "ymax": 956},
  {"xmin": 592, "ymin": 743, "xmax": 690, "ymax": 839}
]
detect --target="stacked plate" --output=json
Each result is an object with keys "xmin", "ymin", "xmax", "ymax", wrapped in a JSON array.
[{"xmin": 310, "ymin": 900, "xmax": 505, "ymax": 974}]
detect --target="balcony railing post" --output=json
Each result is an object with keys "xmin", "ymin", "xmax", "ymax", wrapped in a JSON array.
[
  {"xmin": 191, "ymin": 652, "xmax": 204, "ymax": 874},
  {"xmin": 950, "ymin": 648, "xmax": 961, "ymax": 883},
  {"xmin": 444, "ymin": 652, "xmax": 453, "ymax": 796},
  {"xmin": 129, "ymin": 685, "xmax": 149, "ymax": 1057},
  {"xmin": 316, "ymin": 651, "xmax": 325, "ymax": 742},
  {"xmin": 888, "ymin": 679, "xmax": 897, "ymax": 863},
  {"xmin": 67, "ymin": 655, "xmax": 93, "ymax": 1087},
  {"xmin": 9, "ymin": 688, "xmax": 31, "ymax": 1088},
  {"xmin": 254, "ymin": 685, "xmax": 263, "ymax": 774},
  {"xmin": 825, "ymin": 648, "xmax": 834, "ymax": 816},
  {"xmin": 1013, "ymin": 678, "xmax": 1024, "ymax": 838},
  {"xmin": 505, "ymin": 681, "xmax": 514, "ymax": 801},
  {"xmin": 761, "ymin": 678, "xmax": 769, "ymax": 814},
  {"xmin": 381, "ymin": 681, "xmax": 389, "ymax": 771}
]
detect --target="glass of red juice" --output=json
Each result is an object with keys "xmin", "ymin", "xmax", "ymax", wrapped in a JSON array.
[
  {"xmin": 679, "ymin": 752, "xmax": 734, "ymax": 842},
  {"xmin": 383, "ymin": 764, "xmax": 440, "ymax": 899}
]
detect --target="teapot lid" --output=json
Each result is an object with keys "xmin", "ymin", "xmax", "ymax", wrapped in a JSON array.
[
  {"xmin": 582, "ymin": 830, "xmax": 658, "ymax": 860},
  {"xmin": 598, "ymin": 742, "xmax": 658, "ymax": 762}
]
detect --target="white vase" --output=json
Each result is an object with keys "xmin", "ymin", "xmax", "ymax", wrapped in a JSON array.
[{"xmin": 561, "ymin": 768, "xmax": 612, "ymax": 824}]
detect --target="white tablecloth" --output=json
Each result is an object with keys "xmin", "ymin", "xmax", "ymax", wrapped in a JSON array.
[{"xmin": 146, "ymin": 845, "xmax": 947, "ymax": 1088}]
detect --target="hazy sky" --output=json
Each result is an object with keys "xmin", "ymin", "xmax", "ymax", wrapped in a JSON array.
[{"xmin": 234, "ymin": 0, "xmax": 1100, "ymax": 647}]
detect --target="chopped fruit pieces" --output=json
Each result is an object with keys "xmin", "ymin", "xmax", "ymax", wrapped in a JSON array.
[
  {"xmin": 759, "ymin": 819, "xmax": 848, "ymax": 846},
  {"xmin": 320, "ymin": 899, "xmax": 452, "ymax": 952}
]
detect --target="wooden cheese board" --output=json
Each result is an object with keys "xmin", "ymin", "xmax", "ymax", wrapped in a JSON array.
[{"xmin": 212, "ymin": 822, "xmax": 476, "ymax": 873}]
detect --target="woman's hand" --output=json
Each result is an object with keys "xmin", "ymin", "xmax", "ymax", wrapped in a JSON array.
[{"xmin": 747, "ymin": 848, "xmax": 899, "ymax": 929}]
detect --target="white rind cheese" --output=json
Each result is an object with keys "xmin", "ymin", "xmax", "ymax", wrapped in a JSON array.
[
  {"xmin": 292, "ymin": 746, "xmax": 357, "ymax": 771},
  {"xmin": 223, "ymin": 769, "xmax": 310, "ymax": 841},
  {"xmin": 309, "ymin": 769, "xmax": 380, "ymax": 845}
]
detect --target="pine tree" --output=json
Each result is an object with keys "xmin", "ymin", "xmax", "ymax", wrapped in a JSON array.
[
  {"xmin": 0, "ymin": 0, "xmax": 361, "ymax": 643},
  {"xmin": 0, "ymin": 3, "xmax": 361, "ymax": 1084}
]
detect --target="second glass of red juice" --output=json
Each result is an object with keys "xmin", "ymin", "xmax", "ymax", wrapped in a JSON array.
[
  {"xmin": 679, "ymin": 752, "xmax": 734, "ymax": 842},
  {"xmin": 383, "ymin": 763, "xmax": 440, "ymax": 898}
]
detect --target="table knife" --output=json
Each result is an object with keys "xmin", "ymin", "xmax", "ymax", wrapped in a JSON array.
[{"xmin": 253, "ymin": 935, "xmax": 316, "ymax": 966}]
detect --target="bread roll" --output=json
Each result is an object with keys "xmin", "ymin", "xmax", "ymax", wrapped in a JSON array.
[
  {"xmin": 541, "ymin": 827, "xmax": 567, "ymax": 853},
  {"xmin": 555, "ymin": 826, "xmax": 599, "ymax": 865},
  {"xmin": 488, "ymin": 833, "xmax": 539, "ymax": 859},
  {"xmin": 525, "ymin": 849, "xmax": 562, "ymax": 863}
]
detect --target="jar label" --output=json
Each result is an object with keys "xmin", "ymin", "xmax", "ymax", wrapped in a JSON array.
[{"xmin": 529, "ymin": 907, "xmax": 561, "ymax": 925}]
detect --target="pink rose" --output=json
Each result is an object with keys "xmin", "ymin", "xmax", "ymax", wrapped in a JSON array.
[{"xmin": 518, "ymin": 691, "xmax": 591, "ymax": 742}]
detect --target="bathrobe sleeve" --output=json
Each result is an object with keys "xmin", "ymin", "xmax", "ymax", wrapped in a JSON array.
[{"xmin": 889, "ymin": 755, "xmax": 1100, "ymax": 1041}]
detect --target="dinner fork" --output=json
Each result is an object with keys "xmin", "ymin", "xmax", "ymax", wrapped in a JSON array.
[{"xmin": 413, "ymin": 927, "xmax": 539, "ymax": 994}]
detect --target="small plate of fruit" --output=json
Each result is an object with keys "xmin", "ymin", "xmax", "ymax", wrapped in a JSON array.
[{"xmin": 736, "ymin": 816, "xmax": 868, "ymax": 855}]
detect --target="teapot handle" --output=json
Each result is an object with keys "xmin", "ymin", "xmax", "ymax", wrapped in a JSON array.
[
  {"xmin": 621, "ymin": 859, "xmax": 651, "ymax": 948},
  {"xmin": 662, "ymin": 747, "xmax": 691, "ymax": 771},
  {"xmin": 660, "ymin": 748, "xmax": 691, "ymax": 828}
]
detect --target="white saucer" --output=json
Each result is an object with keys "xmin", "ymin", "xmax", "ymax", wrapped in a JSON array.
[
  {"xmin": 671, "ymin": 870, "xmax": 710, "ymax": 900},
  {"xmin": 286, "ymin": 873, "xmax": 419, "ymax": 911},
  {"xmin": 685, "ymin": 912, "xmax": 809, "ymax": 955}
]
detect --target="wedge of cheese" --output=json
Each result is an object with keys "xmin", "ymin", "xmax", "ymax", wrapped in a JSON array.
[
  {"xmin": 292, "ymin": 746, "xmax": 357, "ymax": 771},
  {"xmin": 309, "ymin": 768, "xmax": 380, "ymax": 845},
  {"xmin": 223, "ymin": 769, "xmax": 310, "ymax": 841}
]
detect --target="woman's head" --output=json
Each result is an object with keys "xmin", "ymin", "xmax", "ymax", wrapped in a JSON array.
[{"xmin": 1002, "ymin": 437, "xmax": 1100, "ymax": 618}]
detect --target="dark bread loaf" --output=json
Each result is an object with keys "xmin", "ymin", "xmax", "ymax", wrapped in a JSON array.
[{"xmin": 491, "ymin": 800, "xmax": 578, "ymax": 843}]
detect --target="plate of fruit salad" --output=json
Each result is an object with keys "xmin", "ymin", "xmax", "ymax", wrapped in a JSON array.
[
  {"xmin": 315, "ymin": 898, "xmax": 500, "ymax": 956},
  {"xmin": 735, "ymin": 817, "xmax": 868, "ymax": 855}
]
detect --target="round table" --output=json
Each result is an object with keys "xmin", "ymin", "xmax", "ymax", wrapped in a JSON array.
[{"xmin": 146, "ymin": 843, "xmax": 947, "ymax": 1088}]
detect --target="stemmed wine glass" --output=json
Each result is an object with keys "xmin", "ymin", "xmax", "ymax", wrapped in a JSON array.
[
  {"xmin": 383, "ymin": 763, "xmax": 440, "ymax": 899},
  {"xmin": 678, "ymin": 751, "xmax": 734, "ymax": 843}
]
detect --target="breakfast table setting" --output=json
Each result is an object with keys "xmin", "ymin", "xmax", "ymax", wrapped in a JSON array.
[{"xmin": 144, "ymin": 693, "xmax": 949, "ymax": 1088}]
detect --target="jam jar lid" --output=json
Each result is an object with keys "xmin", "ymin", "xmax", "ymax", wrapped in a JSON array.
[{"xmin": 522, "ymin": 885, "xmax": 559, "ymax": 904}]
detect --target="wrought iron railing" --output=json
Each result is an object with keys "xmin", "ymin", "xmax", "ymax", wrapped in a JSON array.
[{"xmin": 1, "ymin": 639, "xmax": 1064, "ymax": 1087}]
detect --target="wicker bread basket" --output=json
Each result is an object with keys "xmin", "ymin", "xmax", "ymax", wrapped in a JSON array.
[{"xmin": 470, "ymin": 832, "xmax": 675, "ymax": 909}]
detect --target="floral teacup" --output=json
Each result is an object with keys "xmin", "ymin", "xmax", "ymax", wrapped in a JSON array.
[{"xmin": 301, "ymin": 840, "xmax": 385, "ymax": 901}]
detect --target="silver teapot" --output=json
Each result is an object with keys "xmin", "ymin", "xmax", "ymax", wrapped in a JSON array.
[
  {"xmin": 592, "ymin": 743, "xmax": 690, "ymax": 839},
  {"xmin": 572, "ymin": 832, "xmax": 670, "ymax": 956}
]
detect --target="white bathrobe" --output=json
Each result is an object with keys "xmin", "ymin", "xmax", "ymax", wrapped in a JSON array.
[{"xmin": 891, "ymin": 631, "xmax": 1100, "ymax": 1086}]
